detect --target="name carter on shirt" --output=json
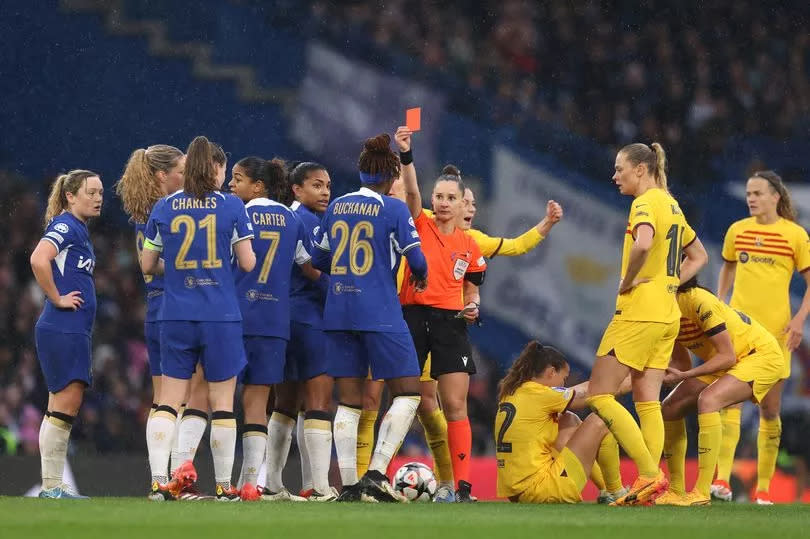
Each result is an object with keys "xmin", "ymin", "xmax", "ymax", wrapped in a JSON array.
[{"xmin": 252, "ymin": 212, "xmax": 286, "ymax": 226}]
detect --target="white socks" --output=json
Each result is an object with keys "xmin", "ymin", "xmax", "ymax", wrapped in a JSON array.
[
  {"xmin": 146, "ymin": 408, "xmax": 177, "ymax": 485},
  {"xmin": 210, "ymin": 411, "xmax": 237, "ymax": 490},
  {"xmin": 170, "ymin": 409, "xmax": 208, "ymax": 473},
  {"xmin": 297, "ymin": 411, "xmax": 313, "ymax": 491},
  {"xmin": 40, "ymin": 413, "xmax": 73, "ymax": 490},
  {"xmin": 265, "ymin": 411, "xmax": 295, "ymax": 493},
  {"xmin": 333, "ymin": 404, "xmax": 361, "ymax": 486},
  {"xmin": 239, "ymin": 424, "xmax": 268, "ymax": 489},
  {"xmin": 304, "ymin": 412, "xmax": 333, "ymax": 495},
  {"xmin": 369, "ymin": 395, "xmax": 420, "ymax": 474}
]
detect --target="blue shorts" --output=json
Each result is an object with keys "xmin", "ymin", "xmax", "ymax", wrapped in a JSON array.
[
  {"xmin": 34, "ymin": 326, "xmax": 92, "ymax": 393},
  {"xmin": 242, "ymin": 336, "xmax": 288, "ymax": 385},
  {"xmin": 160, "ymin": 321, "xmax": 246, "ymax": 382},
  {"xmin": 144, "ymin": 321, "xmax": 162, "ymax": 377},
  {"xmin": 286, "ymin": 321, "xmax": 328, "ymax": 381},
  {"xmin": 325, "ymin": 330, "xmax": 419, "ymax": 380}
]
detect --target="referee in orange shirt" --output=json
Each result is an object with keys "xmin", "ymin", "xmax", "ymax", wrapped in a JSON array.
[{"xmin": 397, "ymin": 128, "xmax": 486, "ymax": 502}]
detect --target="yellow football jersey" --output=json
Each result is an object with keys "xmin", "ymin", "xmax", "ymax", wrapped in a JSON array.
[
  {"xmin": 396, "ymin": 209, "xmax": 545, "ymax": 291},
  {"xmin": 722, "ymin": 217, "xmax": 810, "ymax": 337},
  {"xmin": 615, "ymin": 188, "xmax": 696, "ymax": 323},
  {"xmin": 495, "ymin": 381, "xmax": 574, "ymax": 498},
  {"xmin": 676, "ymin": 287, "xmax": 778, "ymax": 367}
]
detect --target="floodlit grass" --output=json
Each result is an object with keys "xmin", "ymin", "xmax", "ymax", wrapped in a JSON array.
[{"xmin": 1, "ymin": 497, "xmax": 808, "ymax": 539}]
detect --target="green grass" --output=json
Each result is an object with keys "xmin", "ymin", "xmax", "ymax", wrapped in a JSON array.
[{"xmin": 1, "ymin": 498, "xmax": 808, "ymax": 539}]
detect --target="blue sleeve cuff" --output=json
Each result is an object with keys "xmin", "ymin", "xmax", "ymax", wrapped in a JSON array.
[{"xmin": 405, "ymin": 247, "xmax": 428, "ymax": 280}]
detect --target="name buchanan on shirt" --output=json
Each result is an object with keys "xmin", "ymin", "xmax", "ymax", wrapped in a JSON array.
[{"xmin": 332, "ymin": 201, "xmax": 381, "ymax": 217}]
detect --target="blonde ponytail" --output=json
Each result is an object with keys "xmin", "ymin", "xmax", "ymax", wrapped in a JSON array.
[
  {"xmin": 44, "ymin": 175, "xmax": 68, "ymax": 226},
  {"xmin": 44, "ymin": 170, "xmax": 99, "ymax": 226},
  {"xmin": 650, "ymin": 142, "xmax": 668, "ymax": 190},
  {"xmin": 619, "ymin": 142, "xmax": 669, "ymax": 191},
  {"xmin": 116, "ymin": 145, "xmax": 182, "ymax": 222}
]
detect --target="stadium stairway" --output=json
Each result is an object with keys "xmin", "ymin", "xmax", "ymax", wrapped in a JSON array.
[{"xmin": 59, "ymin": 0, "xmax": 290, "ymax": 103}]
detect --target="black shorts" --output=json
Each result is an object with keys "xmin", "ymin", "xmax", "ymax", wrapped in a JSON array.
[{"xmin": 402, "ymin": 305, "xmax": 476, "ymax": 377}]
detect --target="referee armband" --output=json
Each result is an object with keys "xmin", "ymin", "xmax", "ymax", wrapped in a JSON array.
[{"xmin": 464, "ymin": 270, "xmax": 485, "ymax": 286}]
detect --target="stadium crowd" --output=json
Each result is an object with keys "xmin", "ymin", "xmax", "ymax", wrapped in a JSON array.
[{"xmin": 306, "ymin": 0, "xmax": 810, "ymax": 186}]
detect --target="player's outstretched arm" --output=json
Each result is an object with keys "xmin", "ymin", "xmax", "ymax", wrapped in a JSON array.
[
  {"xmin": 568, "ymin": 375, "xmax": 631, "ymax": 410},
  {"xmin": 468, "ymin": 201, "xmax": 562, "ymax": 258},
  {"xmin": 394, "ymin": 126, "xmax": 422, "ymax": 219}
]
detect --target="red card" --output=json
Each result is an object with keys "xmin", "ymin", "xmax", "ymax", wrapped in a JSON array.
[{"xmin": 406, "ymin": 107, "xmax": 421, "ymax": 131}]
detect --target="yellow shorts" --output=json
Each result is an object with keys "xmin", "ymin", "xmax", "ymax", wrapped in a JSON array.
[
  {"xmin": 368, "ymin": 353, "xmax": 434, "ymax": 382},
  {"xmin": 695, "ymin": 342, "xmax": 785, "ymax": 403},
  {"xmin": 516, "ymin": 448, "xmax": 586, "ymax": 504},
  {"xmin": 596, "ymin": 318, "xmax": 679, "ymax": 371},
  {"xmin": 777, "ymin": 334, "xmax": 790, "ymax": 379}
]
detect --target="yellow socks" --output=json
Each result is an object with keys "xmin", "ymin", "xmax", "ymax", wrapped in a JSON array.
[
  {"xmin": 597, "ymin": 432, "xmax": 623, "ymax": 492},
  {"xmin": 587, "ymin": 394, "xmax": 658, "ymax": 477},
  {"xmin": 716, "ymin": 407, "xmax": 741, "ymax": 483},
  {"xmin": 418, "ymin": 408, "xmax": 454, "ymax": 485},
  {"xmin": 663, "ymin": 419, "xmax": 687, "ymax": 495},
  {"xmin": 356, "ymin": 409, "xmax": 378, "ymax": 478},
  {"xmin": 635, "ymin": 401, "xmax": 664, "ymax": 466},
  {"xmin": 696, "ymin": 412, "xmax": 722, "ymax": 496},
  {"xmin": 756, "ymin": 416, "xmax": 781, "ymax": 493},
  {"xmin": 590, "ymin": 462, "xmax": 607, "ymax": 491}
]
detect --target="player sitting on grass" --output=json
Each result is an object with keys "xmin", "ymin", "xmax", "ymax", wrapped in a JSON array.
[{"xmin": 496, "ymin": 340, "xmax": 627, "ymax": 504}]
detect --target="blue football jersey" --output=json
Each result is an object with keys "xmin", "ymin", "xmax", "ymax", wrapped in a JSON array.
[
  {"xmin": 135, "ymin": 222, "xmax": 164, "ymax": 322},
  {"xmin": 35, "ymin": 212, "xmax": 97, "ymax": 335},
  {"xmin": 313, "ymin": 187, "xmax": 421, "ymax": 332},
  {"xmin": 289, "ymin": 201, "xmax": 327, "ymax": 327},
  {"xmin": 235, "ymin": 198, "xmax": 312, "ymax": 339},
  {"xmin": 144, "ymin": 190, "xmax": 254, "ymax": 322}
]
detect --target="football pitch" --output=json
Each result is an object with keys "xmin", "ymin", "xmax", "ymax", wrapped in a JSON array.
[{"xmin": 2, "ymin": 498, "xmax": 809, "ymax": 539}]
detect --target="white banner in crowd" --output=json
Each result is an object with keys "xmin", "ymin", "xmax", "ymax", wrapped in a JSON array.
[
  {"xmin": 292, "ymin": 42, "xmax": 444, "ymax": 175},
  {"xmin": 483, "ymin": 146, "xmax": 734, "ymax": 368},
  {"xmin": 483, "ymin": 146, "xmax": 628, "ymax": 367}
]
